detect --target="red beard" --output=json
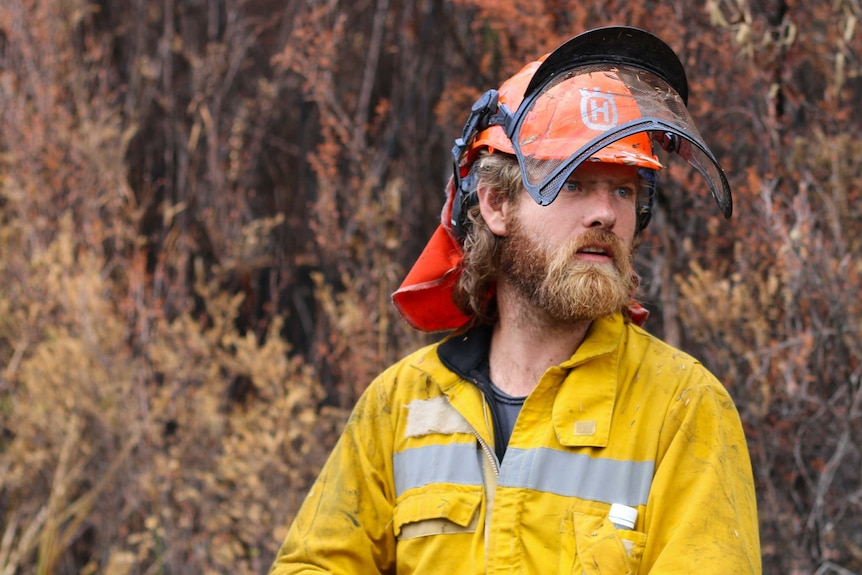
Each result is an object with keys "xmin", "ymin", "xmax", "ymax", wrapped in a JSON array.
[{"xmin": 499, "ymin": 219, "xmax": 635, "ymax": 323}]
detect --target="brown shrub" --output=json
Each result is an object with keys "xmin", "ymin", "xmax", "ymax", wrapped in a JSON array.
[{"xmin": 1, "ymin": 1, "xmax": 861, "ymax": 574}]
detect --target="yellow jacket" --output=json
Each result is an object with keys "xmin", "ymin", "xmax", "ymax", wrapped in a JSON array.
[{"xmin": 270, "ymin": 314, "xmax": 761, "ymax": 574}]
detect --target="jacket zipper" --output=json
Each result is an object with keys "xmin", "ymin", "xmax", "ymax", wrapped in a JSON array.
[
  {"xmin": 473, "ymin": 427, "xmax": 499, "ymax": 477},
  {"xmin": 473, "ymin": 393, "xmax": 500, "ymax": 477},
  {"xmin": 471, "ymin": 396, "xmax": 499, "ymax": 565}
]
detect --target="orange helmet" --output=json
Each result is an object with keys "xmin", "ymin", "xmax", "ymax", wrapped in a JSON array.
[
  {"xmin": 395, "ymin": 27, "xmax": 733, "ymax": 333},
  {"xmin": 449, "ymin": 26, "xmax": 732, "ymax": 238},
  {"xmin": 469, "ymin": 59, "xmax": 662, "ymax": 172}
]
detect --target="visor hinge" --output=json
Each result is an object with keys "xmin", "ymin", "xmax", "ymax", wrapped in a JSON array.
[
  {"xmin": 451, "ymin": 89, "xmax": 500, "ymax": 166},
  {"xmin": 450, "ymin": 89, "xmax": 505, "ymax": 239}
]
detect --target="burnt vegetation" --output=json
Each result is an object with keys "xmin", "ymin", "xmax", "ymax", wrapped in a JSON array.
[{"xmin": 1, "ymin": 0, "xmax": 861, "ymax": 573}]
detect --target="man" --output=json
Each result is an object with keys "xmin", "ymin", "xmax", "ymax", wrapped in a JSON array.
[{"xmin": 270, "ymin": 26, "xmax": 760, "ymax": 574}]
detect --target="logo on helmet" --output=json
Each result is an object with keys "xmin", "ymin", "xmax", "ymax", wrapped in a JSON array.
[{"xmin": 580, "ymin": 88, "xmax": 618, "ymax": 130}]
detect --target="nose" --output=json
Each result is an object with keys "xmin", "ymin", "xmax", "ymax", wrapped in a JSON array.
[{"xmin": 583, "ymin": 189, "xmax": 617, "ymax": 229}]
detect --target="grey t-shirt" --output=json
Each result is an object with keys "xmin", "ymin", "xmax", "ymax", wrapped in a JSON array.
[{"xmin": 489, "ymin": 382, "xmax": 526, "ymax": 449}]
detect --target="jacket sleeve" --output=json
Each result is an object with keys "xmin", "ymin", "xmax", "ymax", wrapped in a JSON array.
[
  {"xmin": 641, "ymin": 376, "xmax": 761, "ymax": 574},
  {"xmin": 269, "ymin": 377, "xmax": 397, "ymax": 575}
]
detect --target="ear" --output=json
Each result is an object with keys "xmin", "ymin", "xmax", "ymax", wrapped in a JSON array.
[{"xmin": 477, "ymin": 182, "xmax": 510, "ymax": 236}]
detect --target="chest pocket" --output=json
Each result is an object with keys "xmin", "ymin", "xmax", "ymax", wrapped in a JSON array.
[
  {"xmin": 394, "ymin": 491, "xmax": 481, "ymax": 540},
  {"xmin": 560, "ymin": 507, "xmax": 647, "ymax": 575}
]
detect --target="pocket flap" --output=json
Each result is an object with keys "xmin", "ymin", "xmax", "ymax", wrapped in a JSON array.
[{"xmin": 393, "ymin": 491, "xmax": 482, "ymax": 539}]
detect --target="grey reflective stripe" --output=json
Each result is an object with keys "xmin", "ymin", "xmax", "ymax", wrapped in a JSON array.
[
  {"xmin": 394, "ymin": 443, "xmax": 654, "ymax": 506},
  {"xmin": 394, "ymin": 443, "xmax": 484, "ymax": 497},
  {"xmin": 499, "ymin": 447, "xmax": 654, "ymax": 506}
]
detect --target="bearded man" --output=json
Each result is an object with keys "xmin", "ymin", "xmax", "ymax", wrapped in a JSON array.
[{"xmin": 270, "ymin": 26, "xmax": 761, "ymax": 575}]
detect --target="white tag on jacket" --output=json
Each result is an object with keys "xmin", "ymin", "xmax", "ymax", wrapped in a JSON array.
[{"xmin": 574, "ymin": 420, "xmax": 597, "ymax": 436}]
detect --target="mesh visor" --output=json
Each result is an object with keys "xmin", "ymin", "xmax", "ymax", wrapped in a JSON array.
[{"xmin": 510, "ymin": 64, "xmax": 731, "ymax": 217}]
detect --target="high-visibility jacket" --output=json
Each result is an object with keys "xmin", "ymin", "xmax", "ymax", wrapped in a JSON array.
[{"xmin": 270, "ymin": 314, "xmax": 761, "ymax": 574}]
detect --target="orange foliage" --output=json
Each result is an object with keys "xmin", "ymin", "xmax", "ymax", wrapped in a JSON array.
[{"xmin": 1, "ymin": 0, "xmax": 861, "ymax": 573}]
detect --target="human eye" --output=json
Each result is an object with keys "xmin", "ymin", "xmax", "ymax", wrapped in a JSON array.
[
  {"xmin": 561, "ymin": 179, "xmax": 581, "ymax": 193},
  {"xmin": 614, "ymin": 185, "xmax": 636, "ymax": 200}
]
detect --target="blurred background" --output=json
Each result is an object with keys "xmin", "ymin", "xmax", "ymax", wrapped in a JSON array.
[{"xmin": 0, "ymin": 0, "xmax": 860, "ymax": 573}]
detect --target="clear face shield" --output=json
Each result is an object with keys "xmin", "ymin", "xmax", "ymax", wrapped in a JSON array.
[
  {"xmin": 504, "ymin": 63, "xmax": 732, "ymax": 217},
  {"xmin": 449, "ymin": 27, "xmax": 732, "ymax": 240}
]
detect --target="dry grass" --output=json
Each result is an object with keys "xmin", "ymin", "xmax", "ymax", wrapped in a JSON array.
[{"xmin": 1, "ymin": 1, "xmax": 860, "ymax": 573}]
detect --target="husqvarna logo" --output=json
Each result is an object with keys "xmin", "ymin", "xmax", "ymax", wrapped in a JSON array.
[{"xmin": 580, "ymin": 88, "xmax": 618, "ymax": 130}]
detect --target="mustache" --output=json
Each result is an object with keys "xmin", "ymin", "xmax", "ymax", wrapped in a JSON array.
[{"xmin": 564, "ymin": 229, "xmax": 629, "ymax": 268}]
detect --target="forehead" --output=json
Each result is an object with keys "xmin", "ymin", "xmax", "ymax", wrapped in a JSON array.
[{"xmin": 567, "ymin": 161, "xmax": 640, "ymax": 182}]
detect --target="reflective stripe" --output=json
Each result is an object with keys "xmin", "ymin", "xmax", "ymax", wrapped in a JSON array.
[
  {"xmin": 394, "ymin": 443, "xmax": 484, "ymax": 496},
  {"xmin": 394, "ymin": 444, "xmax": 654, "ymax": 506},
  {"xmin": 499, "ymin": 447, "xmax": 654, "ymax": 506}
]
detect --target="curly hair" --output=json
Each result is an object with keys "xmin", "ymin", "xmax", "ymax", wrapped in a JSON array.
[{"xmin": 453, "ymin": 152, "xmax": 522, "ymax": 324}]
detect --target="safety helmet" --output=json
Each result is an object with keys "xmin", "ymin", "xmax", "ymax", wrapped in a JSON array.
[
  {"xmin": 449, "ymin": 26, "xmax": 732, "ymax": 237},
  {"xmin": 393, "ymin": 26, "xmax": 732, "ymax": 333},
  {"xmin": 468, "ymin": 60, "xmax": 662, "ymax": 170}
]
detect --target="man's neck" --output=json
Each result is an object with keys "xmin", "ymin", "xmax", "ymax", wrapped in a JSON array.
[{"xmin": 488, "ymin": 290, "xmax": 592, "ymax": 397}]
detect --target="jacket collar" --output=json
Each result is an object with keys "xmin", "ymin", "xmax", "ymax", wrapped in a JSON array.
[
  {"xmin": 423, "ymin": 315, "xmax": 626, "ymax": 449},
  {"xmin": 436, "ymin": 323, "xmax": 493, "ymax": 383},
  {"xmin": 552, "ymin": 314, "xmax": 625, "ymax": 448},
  {"xmin": 435, "ymin": 315, "xmax": 624, "ymax": 376}
]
